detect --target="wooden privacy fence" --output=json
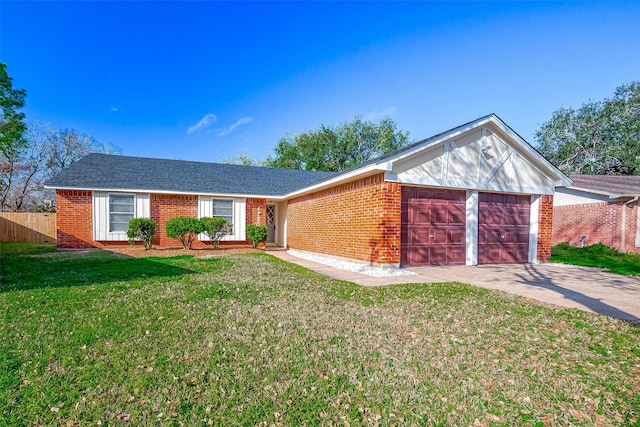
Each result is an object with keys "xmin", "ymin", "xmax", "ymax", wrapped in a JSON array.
[{"xmin": 0, "ymin": 212, "xmax": 57, "ymax": 243}]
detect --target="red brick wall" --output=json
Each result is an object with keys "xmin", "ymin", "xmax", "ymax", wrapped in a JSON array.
[
  {"xmin": 287, "ymin": 173, "xmax": 402, "ymax": 266},
  {"xmin": 56, "ymin": 190, "xmax": 95, "ymax": 248},
  {"xmin": 553, "ymin": 201, "xmax": 640, "ymax": 254},
  {"xmin": 246, "ymin": 198, "xmax": 267, "ymax": 226},
  {"xmin": 150, "ymin": 194, "xmax": 199, "ymax": 247},
  {"xmin": 56, "ymin": 191, "xmax": 254, "ymax": 249},
  {"xmin": 536, "ymin": 195, "xmax": 554, "ymax": 262}
]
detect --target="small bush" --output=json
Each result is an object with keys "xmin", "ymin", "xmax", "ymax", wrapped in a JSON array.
[
  {"xmin": 246, "ymin": 224, "xmax": 268, "ymax": 248},
  {"xmin": 165, "ymin": 216, "xmax": 204, "ymax": 249},
  {"xmin": 126, "ymin": 218, "xmax": 157, "ymax": 250},
  {"xmin": 200, "ymin": 217, "xmax": 232, "ymax": 248}
]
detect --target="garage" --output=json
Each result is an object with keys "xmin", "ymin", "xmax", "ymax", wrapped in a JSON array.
[
  {"xmin": 478, "ymin": 192, "xmax": 530, "ymax": 264},
  {"xmin": 401, "ymin": 187, "xmax": 466, "ymax": 266}
]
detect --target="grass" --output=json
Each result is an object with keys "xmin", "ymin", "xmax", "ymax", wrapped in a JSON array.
[
  {"xmin": 551, "ymin": 242, "xmax": 640, "ymax": 276},
  {"xmin": 1, "ymin": 242, "xmax": 639, "ymax": 426}
]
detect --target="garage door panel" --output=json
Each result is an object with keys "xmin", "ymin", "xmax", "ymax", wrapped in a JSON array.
[
  {"xmin": 401, "ymin": 187, "xmax": 466, "ymax": 266},
  {"xmin": 412, "ymin": 209, "xmax": 431, "ymax": 224},
  {"xmin": 478, "ymin": 192, "xmax": 530, "ymax": 264},
  {"xmin": 449, "ymin": 230, "xmax": 466, "ymax": 245},
  {"xmin": 449, "ymin": 206, "xmax": 466, "ymax": 225}
]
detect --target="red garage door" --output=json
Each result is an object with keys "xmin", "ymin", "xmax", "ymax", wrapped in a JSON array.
[
  {"xmin": 401, "ymin": 187, "xmax": 466, "ymax": 266},
  {"xmin": 478, "ymin": 193, "xmax": 530, "ymax": 264}
]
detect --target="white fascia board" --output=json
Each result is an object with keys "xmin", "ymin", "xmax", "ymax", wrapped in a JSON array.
[
  {"xmin": 562, "ymin": 185, "xmax": 640, "ymax": 200},
  {"xmin": 488, "ymin": 116, "xmax": 572, "ymax": 187},
  {"xmin": 282, "ymin": 163, "xmax": 390, "ymax": 199},
  {"xmin": 44, "ymin": 185, "xmax": 280, "ymax": 200},
  {"xmin": 388, "ymin": 175, "xmax": 554, "ymax": 195}
]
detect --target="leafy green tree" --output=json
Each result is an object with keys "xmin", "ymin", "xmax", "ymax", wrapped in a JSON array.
[
  {"xmin": 126, "ymin": 218, "xmax": 158, "ymax": 250},
  {"xmin": 535, "ymin": 81, "xmax": 640, "ymax": 175},
  {"xmin": 266, "ymin": 116, "xmax": 410, "ymax": 172},
  {"xmin": 200, "ymin": 217, "xmax": 232, "ymax": 248},
  {"xmin": 0, "ymin": 63, "xmax": 27, "ymax": 159},
  {"xmin": 220, "ymin": 153, "xmax": 264, "ymax": 166},
  {"xmin": 165, "ymin": 216, "xmax": 204, "ymax": 249}
]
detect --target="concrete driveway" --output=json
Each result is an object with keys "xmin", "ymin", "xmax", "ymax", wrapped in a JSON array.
[
  {"xmin": 270, "ymin": 252, "xmax": 640, "ymax": 323},
  {"xmin": 409, "ymin": 263, "xmax": 640, "ymax": 323}
]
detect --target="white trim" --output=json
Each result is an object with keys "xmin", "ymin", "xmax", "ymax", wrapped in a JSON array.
[
  {"xmin": 465, "ymin": 190, "xmax": 479, "ymax": 266},
  {"xmin": 482, "ymin": 148, "xmax": 513, "ymax": 183},
  {"xmin": 442, "ymin": 142, "xmax": 449, "ymax": 179},
  {"xmin": 48, "ymin": 185, "xmax": 278, "ymax": 200},
  {"xmin": 528, "ymin": 195, "xmax": 540, "ymax": 263},
  {"xmin": 477, "ymin": 127, "xmax": 487, "ymax": 182},
  {"xmin": 389, "ymin": 175, "xmax": 554, "ymax": 195}
]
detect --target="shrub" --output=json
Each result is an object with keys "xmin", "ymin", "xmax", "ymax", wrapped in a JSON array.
[
  {"xmin": 165, "ymin": 216, "xmax": 204, "ymax": 249},
  {"xmin": 246, "ymin": 224, "xmax": 268, "ymax": 248},
  {"xmin": 126, "ymin": 218, "xmax": 157, "ymax": 250},
  {"xmin": 200, "ymin": 217, "xmax": 232, "ymax": 248}
]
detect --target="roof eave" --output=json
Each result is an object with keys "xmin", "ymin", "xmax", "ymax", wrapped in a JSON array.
[
  {"xmin": 282, "ymin": 163, "xmax": 392, "ymax": 199},
  {"xmin": 45, "ymin": 185, "xmax": 284, "ymax": 200}
]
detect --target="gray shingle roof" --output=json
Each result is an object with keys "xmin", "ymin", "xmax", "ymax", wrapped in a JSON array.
[
  {"xmin": 45, "ymin": 153, "xmax": 337, "ymax": 196},
  {"xmin": 569, "ymin": 174, "xmax": 640, "ymax": 197}
]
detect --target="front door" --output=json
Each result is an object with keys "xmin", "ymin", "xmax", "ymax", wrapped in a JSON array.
[{"xmin": 266, "ymin": 204, "xmax": 276, "ymax": 243}]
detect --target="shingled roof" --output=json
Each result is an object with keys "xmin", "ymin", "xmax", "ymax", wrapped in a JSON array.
[
  {"xmin": 569, "ymin": 174, "xmax": 640, "ymax": 198},
  {"xmin": 45, "ymin": 153, "xmax": 337, "ymax": 197}
]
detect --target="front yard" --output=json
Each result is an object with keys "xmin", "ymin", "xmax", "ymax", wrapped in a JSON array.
[{"xmin": 1, "ymin": 243, "xmax": 639, "ymax": 426}]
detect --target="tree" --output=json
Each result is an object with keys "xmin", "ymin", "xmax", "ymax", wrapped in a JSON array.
[
  {"xmin": 0, "ymin": 122, "xmax": 119, "ymax": 211},
  {"xmin": 535, "ymin": 81, "xmax": 640, "ymax": 175},
  {"xmin": 200, "ymin": 217, "xmax": 232, "ymax": 248},
  {"xmin": 165, "ymin": 216, "xmax": 204, "ymax": 249},
  {"xmin": 0, "ymin": 63, "xmax": 27, "ymax": 159},
  {"xmin": 220, "ymin": 153, "xmax": 264, "ymax": 166},
  {"xmin": 265, "ymin": 116, "xmax": 410, "ymax": 172}
]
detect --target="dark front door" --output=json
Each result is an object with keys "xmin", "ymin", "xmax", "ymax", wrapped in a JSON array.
[
  {"xmin": 266, "ymin": 204, "xmax": 276, "ymax": 243},
  {"xmin": 401, "ymin": 187, "xmax": 466, "ymax": 266},
  {"xmin": 478, "ymin": 193, "xmax": 530, "ymax": 264}
]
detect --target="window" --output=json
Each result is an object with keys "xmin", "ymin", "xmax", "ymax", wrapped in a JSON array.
[
  {"xmin": 212, "ymin": 199, "xmax": 233, "ymax": 224},
  {"xmin": 109, "ymin": 194, "xmax": 134, "ymax": 232}
]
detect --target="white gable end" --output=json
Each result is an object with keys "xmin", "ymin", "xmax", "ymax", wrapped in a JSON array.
[{"xmin": 389, "ymin": 125, "xmax": 555, "ymax": 195}]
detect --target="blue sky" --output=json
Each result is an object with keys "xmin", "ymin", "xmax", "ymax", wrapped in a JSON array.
[{"xmin": 2, "ymin": 1, "xmax": 639, "ymax": 163}]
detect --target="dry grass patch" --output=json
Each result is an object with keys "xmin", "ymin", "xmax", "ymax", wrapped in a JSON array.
[{"xmin": 1, "ymin": 243, "xmax": 639, "ymax": 426}]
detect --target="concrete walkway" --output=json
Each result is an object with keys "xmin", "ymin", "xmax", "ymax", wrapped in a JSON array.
[{"xmin": 269, "ymin": 251, "xmax": 640, "ymax": 323}]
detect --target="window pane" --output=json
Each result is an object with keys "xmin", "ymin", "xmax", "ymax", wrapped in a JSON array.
[
  {"xmin": 109, "ymin": 195, "xmax": 134, "ymax": 232},
  {"xmin": 212, "ymin": 199, "xmax": 233, "ymax": 224}
]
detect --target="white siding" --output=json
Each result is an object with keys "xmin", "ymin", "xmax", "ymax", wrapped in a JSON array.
[
  {"xmin": 465, "ymin": 190, "xmax": 479, "ymax": 266},
  {"xmin": 553, "ymin": 187, "xmax": 610, "ymax": 206},
  {"xmin": 93, "ymin": 192, "xmax": 109, "ymax": 241},
  {"xmin": 390, "ymin": 126, "xmax": 555, "ymax": 195},
  {"xmin": 528, "ymin": 195, "xmax": 540, "ymax": 263},
  {"xmin": 198, "ymin": 196, "xmax": 246, "ymax": 241},
  {"xmin": 93, "ymin": 192, "xmax": 150, "ymax": 241}
]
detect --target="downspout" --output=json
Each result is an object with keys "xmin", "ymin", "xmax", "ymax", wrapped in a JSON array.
[{"xmin": 622, "ymin": 196, "xmax": 639, "ymax": 252}]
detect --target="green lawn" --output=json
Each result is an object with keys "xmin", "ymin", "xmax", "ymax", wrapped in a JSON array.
[
  {"xmin": 551, "ymin": 242, "xmax": 640, "ymax": 276},
  {"xmin": 1, "ymin": 243, "xmax": 639, "ymax": 426}
]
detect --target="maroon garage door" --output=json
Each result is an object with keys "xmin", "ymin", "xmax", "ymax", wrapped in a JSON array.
[
  {"xmin": 478, "ymin": 193, "xmax": 530, "ymax": 264},
  {"xmin": 401, "ymin": 187, "xmax": 466, "ymax": 266}
]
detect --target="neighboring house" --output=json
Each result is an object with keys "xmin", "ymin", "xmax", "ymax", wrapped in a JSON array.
[
  {"xmin": 553, "ymin": 175, "xmax": 640, "ymax": 254},
  {"xmin": 45, "ymin": 114, "xmax": 571, "ymax": 267}
]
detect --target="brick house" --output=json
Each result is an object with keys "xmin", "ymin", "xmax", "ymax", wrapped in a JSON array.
[
  {"xmin": 553, "ymin": 175, "xmax": 640, "ymax": 254},
  {"xmin": 45, "ymin": 114, "xmax": 570, "ymax": 266}
]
